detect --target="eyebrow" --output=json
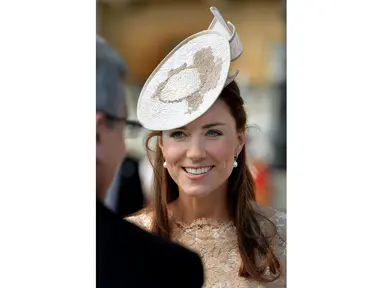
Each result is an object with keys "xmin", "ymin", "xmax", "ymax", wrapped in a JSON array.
[{"xmin": 177, "ymin": 122, "xmax": 226, "ymax": 130}]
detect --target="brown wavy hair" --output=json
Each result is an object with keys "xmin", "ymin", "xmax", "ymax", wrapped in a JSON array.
[{"xmin": 144, "ymin": 81, "xmax": 282, "ymax": 282}]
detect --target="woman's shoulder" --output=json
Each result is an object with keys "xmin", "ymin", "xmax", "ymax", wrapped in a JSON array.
[
  {"xmin": 251, "ymin": 202, "xmax": 286, "ymax": 239},
  {"xmin": 252, "ymin": 202, "xmax": 287, "ymax": 285},
  {"xmin": 125, "ymin": 208, "xmax": 154, "ymax": 231},
  {"xmin": 251, "ymin": 201, "xmax": 286, "ymax": 220}
]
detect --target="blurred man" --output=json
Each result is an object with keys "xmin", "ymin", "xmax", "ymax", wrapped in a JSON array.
[{"xmin": 96, "ymin": 36, "xmax": 204, "ymax": 288}]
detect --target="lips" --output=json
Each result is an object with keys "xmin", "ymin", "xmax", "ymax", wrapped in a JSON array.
[{"xmin": 183, "ymin": 166, "xmax": 214, "ymax": 175}]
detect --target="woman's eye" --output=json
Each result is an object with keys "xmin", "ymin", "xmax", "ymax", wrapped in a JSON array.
[
  {"xmin": 170, "ymin": 131, "xmax": 186, "ymax": 139},
  {"xmin": 206, "ymin": 130, "xmax": 222, "ymax": 137}
]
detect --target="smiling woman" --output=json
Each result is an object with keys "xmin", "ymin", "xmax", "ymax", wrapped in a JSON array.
[
  {"xmin": 159, "ymin": 98, "xmax": 244, "ymax": 200},
  {"xmin": 130, "ymin": 81, "xmax": 286, "ymax": 288},
  {"xmin": 126, "ymin": 7, "xmax": 286, "ymax": 288}
]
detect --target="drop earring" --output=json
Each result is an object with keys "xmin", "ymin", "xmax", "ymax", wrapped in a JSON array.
[
  {"xmin": 233, "ymin": 157, "xmax": 238, "ymax": 168},
  {"xmin": 163, "ymin": 161, "xmax": 167, "ymax": 168}
]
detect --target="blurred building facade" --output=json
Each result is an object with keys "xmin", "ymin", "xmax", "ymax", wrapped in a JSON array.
[{"xmin": 97, "ymin": 0, "xmax": 286, "ymax": 211}]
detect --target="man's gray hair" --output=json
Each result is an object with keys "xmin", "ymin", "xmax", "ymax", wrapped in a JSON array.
[{"xmin": 96, "ymin": 35, "xmax": 127, "ymax": 118}]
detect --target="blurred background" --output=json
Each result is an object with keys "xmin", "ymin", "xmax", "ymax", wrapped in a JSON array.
[{"xmin": 97, "ymin": 0, "xmax": 286, "ymax": 215}]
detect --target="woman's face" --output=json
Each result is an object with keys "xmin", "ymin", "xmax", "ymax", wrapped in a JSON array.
[{"xmin": 160, "ymin": 99, "xmax": 244, "ymax": 198}]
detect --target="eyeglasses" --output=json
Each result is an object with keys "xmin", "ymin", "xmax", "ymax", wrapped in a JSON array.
[
  {"xmin": 124, "ymin": 119, "xmax": 143, "ymax": 139},
  {"xmin": 103, "ymin": 113, "xmax": 144, "ymax": 139}
]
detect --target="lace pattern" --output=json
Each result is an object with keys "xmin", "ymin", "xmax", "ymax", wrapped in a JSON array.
[
  {"xmin": 127, "ymin": 206, "xmax": 286, "ymax": 288},
  {"xmin": 153, "ymin": 46, "xmax": 223, "ymax": 114}
]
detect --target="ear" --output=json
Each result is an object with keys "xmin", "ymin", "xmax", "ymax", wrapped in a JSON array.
[
  {"xmin": 158, "ymin": 134, "xmax": 164, "ymax": 152},
  {"xmin": 96, "ymin": 113, "xmax": 107, "ymax": 162},
  {"xmin": 236, "ymin": 130, "xmax": 246, "ymax": 156},
  {"xmin": 96, "ymin": 113, "xmax": 106, "ymax": 143}
]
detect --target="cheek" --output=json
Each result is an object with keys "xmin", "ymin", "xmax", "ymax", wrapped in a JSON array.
[
  {"xmin": 206, "ymin": 140, "xmax": 236, "ymax": 168},
  {"xmin": 162, "ymin": 145, "xmax": 185, "ymax": 184},
  {"xmin": 162, "ymin": 141, "xmax": 185, "ymax": 166}
]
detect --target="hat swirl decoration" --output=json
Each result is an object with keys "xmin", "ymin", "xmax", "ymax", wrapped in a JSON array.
[{"xmin": 137, "ymin": 7, "xmax": 244, "ymax": 131}]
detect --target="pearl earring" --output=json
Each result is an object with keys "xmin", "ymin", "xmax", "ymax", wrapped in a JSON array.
[
  {"xmin": 163, "ymin": 161, "xmax": 167, "ymax": 168},
  {"xmin": 233, "ymin": 157, "xmax": 238, "ymax": 168}
]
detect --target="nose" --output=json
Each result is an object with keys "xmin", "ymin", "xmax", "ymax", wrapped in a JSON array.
[{"xmin": 186, "ymin": 138, "xmax": 206, "ymax": 161}]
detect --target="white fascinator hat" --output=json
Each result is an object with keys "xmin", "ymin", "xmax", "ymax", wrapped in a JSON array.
[{"xmin": 137, "ymin": 7, "xmax": 244, "ymax": 131}]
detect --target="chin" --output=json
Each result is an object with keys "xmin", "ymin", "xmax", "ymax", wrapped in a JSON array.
[{"xmin": 180, "ymin": 186, "xmax": 213, "ymax": 198}]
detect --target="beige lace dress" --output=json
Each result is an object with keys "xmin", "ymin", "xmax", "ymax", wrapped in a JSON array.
[{"xmin": 126, "ymin": 205, "xmax": 286, "ymax": 288}]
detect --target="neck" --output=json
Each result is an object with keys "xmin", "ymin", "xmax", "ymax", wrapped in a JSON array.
[
  {"xmin": 96, "ymin": 181, "xmax": 107, "ymax": 202},
  {"xmin": 170, "ymin": 182, "xmax": 230, "ymax": 224}
]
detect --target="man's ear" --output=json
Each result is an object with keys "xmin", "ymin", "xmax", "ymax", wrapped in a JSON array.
[
  {"xmin": 96, "ymin": 113, "xmax": 106, "ymax": 143},
  {"xmin": 96, "ymin": 113, "xmax": 109, "ymax": 164}
]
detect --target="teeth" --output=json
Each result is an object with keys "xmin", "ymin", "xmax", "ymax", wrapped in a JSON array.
[{"xmin": 185, "ymin": 167, "xmax": 212, "ymax": 175}]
